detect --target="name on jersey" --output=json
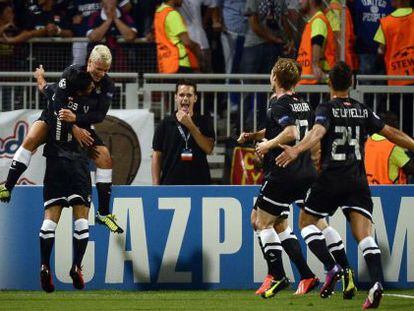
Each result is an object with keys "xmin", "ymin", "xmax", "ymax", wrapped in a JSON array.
[
  {"xmin": 332, "ymin": 108, "xmax": 368, "ymax": 119},
  {"xmin": 289, "ymin": 102, "xmax": 311, "ymax": 112}
]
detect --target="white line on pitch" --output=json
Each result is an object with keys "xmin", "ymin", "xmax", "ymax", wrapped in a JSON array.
[{"xmin": 384, "ymin": 294, "xmax": 414, "ymax": 299}]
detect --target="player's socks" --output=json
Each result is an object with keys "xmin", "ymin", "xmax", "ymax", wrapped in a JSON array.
[
  {"xmin": 39, "ymin": 219, "xmax": 57, "ymax": 267},
  {"xmin": 323, "ymin": 226, "xmax": 350, "ymax": 269},
  {"xmin": 73, "ymin": 218, "xmax": 89, "ymax": 268},
  {"xmin": 256, "ymin": 230, "xmax": 271, "ymax": 274},
  {"xmin": 301, "ymin": 225, "xmax": 337, "ymax": 270},
  {"xmin": 260, "ymin": 228, "xmax": 286, "ymax": 280},
  {"xmin": 95, "ymin": 168, "xmax": 112, "ymax": 216},
  {"xmin": 279, "ymin": 227, "xmax": 315, "ymax": 279},
  {"xmin": 359, "ymin": 236, "xmax": 384, "ymax": 284},
  {"xmin": 5, "ymin": 146, "xmax": 32, "ymax": 191}
]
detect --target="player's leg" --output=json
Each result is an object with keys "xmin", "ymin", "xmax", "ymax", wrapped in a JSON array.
[
  {"xmin": 299, "ymin": 209, "xmax": 342, "ymax": 298},
  {"xmin": 70, "ymin": 204, "xmax": 90, "ymax": 290},
  {"xmin": 256, "ymin": 208, "xmax": 289, "ymax": 299},
  {"xmin": 275, "ymin": 218, "xmax": 319, "ymax": 294},
  {"xmin": 92, "ymin": 143, "xmax": 123, "ymax": 233},
  {"xmin": 1, "ymin": 120, "xmax": 48, "ymax": 202},
  {"xmin": 315, "ymin": 217, "xmax": 356, "ymax": 299},
  {"xmin": 39, "ymin": 204, "xmax": 63, "ymax": 293},
  {"xmin": 348, "ymin": 211, "xmax": 383, "ymax": 309},
  {"xmin": 251, "ymin": 207, "xmax": 274, "ymax": 295}
]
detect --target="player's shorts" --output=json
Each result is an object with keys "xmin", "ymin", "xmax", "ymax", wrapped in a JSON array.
[
  {"xmin": 304, "ymin": 172, "xmax": 374, "ymax": 222},
  {"xmin": 43, "ymin": 156, "xmax": 92, "ymax": 209},
  {"xmin": 37, "ymin": 108, "xmax": 52, "ymax": 124},
  {"xmin": 253, "ymin": 179, "xmax": 311, "ymax": 217}
]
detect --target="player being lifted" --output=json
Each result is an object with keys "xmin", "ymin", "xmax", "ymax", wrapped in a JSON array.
[
  {"xmin": 39, "ymin": 69, "xmax": 95, "ymax": 292},
  {"xmin": 0, "ymin": 45, "xmax": 123, "ymax": 234},
  {"xmin": 276, "ymin": 61, "xmax": 414, "ymax": 309}
]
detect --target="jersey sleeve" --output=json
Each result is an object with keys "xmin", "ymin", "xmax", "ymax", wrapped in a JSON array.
[
  {"xmin": 271, "ymin": 99, "xmax": 296, "ymax": 129},
  {"xmin": 75, "ymin": 78, "xmax": 114, "ymax": 127},
  {"xmin": 152, "ymin": 120, "xmax": 166, "ymax": 152},
  {"xmin": 314, "ymin": 102, "xmax": 332, "ymax": 130},
  {"xmin": 366, "ymin": 107, "xmax": 385, "ymax": 135}
]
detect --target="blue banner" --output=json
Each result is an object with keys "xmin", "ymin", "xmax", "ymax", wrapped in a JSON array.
[{"xmin": 0, "ymin": 186, "xmax": 413, "ymax": 290}]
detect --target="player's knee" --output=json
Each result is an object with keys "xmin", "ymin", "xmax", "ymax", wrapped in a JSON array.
[{"xmin": 22, "ymin": 134, "xmax": 41, "ymax": 151}]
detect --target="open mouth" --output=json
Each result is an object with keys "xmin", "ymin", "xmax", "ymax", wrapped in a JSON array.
[{"xmin": 181, "ymin": 104, "xmax": 190, "ymax": 113}]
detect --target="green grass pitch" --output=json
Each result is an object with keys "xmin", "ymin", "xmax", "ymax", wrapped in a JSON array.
[{"xmin": 1, "ymin": 289, "xmax": 414, "ymax": 310}]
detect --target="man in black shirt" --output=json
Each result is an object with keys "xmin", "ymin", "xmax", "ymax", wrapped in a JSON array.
[
  {"xmin": 276, "ymin": 61, "xmax": 414, "ymax": 309},
  {"xmin": 0, "ymin": 45, "xmax": 123, "ymax": 234},
  {"xmin": 152, "ymin": 80, "xmax": 215, "ymax": 185},
  {"xmin": 39, "ymin": 70, "xmax": 94, "ymax": 293}
]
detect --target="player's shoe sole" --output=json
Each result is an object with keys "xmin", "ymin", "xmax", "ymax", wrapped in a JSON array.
[
  {"xmin": 0, "ymin": 184, "xmax": 11, "ymax": 203},
  {"xmin": 40, "ymin": 265, "xmax": 55, "ymax": 293},
  {"xmin": 342, "ymin": 268, "xmax": 357, "ymax": 299},
  {"xmin": 294, "ymin": 277, "xmax": 320, "ymax": 295},
  {"xmin": 96, "ymin": 212, "xmax": 124, "ymax": 234},
  {"xmin": 261, "ymin": 277, "xmax": 290, "ymax": 299},
  {"xmin": 320, "ymin": 264, "xmax": 343, "ymax": 298},
  {"xmin": 70, "ymin": 266, "xmax": 85, "ymax": 290}
]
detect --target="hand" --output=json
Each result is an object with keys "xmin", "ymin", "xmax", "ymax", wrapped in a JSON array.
[
  {"xmin": 87, "ymin": 145, "xmax": 100, "ymax": 159},
  {"xmin": 176, "ymin": 110, "xmax": 194, "ymax": 129},
  {"xmin": 283, "ymin": 40, "xmax": 296, "ymax": 56},
  {"xmin": 256, "ymin": 139, "xmax": 269, "ymax": 156},
  {"xmin": 34, "ymin": 65, "xmax": 45, "ymax": 79},
  {"xmin": 59, "ymin": 109, "xmax": 77, "ymax": 123},
  {"xmin": 72, "ymin": 126, "xmax": 94, "ymax": 147},
  {"xmin": 105, "ymin": 7, "xmax": 117, "ymax": 20},
  {"xmin": 46, "ymin": 23, "xmax": 59, "ymax": 36},
  {"xmin": 275, "ymin": 144, "xmax": 299, "ymax": 167},
  {"xmin": 312, "ymin": 65, "xmax": 325, "ymax": 82},
  {"xmin": 72, "ymin": 14, "xmax": 83, "ymax": 25},
  {"xmin": 237, "ymin": 132, "xmax": 253, "ymax": 144}
]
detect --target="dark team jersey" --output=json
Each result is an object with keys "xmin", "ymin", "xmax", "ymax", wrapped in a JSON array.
[
  {"xmin": 314, "ymin": 97, "xmax": 385, "ymax": 177},
  {"xmin": 53, "ymin": 64, "xmax": 114, "ymax": 128},
  {"xmin": 263, "ymin": 94, "xmax": 317, "ymax": 182}
]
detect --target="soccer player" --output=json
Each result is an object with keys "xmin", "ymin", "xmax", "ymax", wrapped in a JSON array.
[
  {"xmin": 39, "ymin": 69, "xmax": 95, "ymax": 293},
  {"xmin": 276, "ymin": 61, "xmax": 414, "ymax": 309},
  {"xmin": 238, "ymin": 58, "xmax": 321, "ymax": 298},
  {"xmin": 0, "ymin": 45, "xmax": 123, "ymax": 234}
]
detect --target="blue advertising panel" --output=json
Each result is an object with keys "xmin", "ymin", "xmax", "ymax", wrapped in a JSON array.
[{"xmin": 0, "ymin": 186, "xmax": 413, "ymax": 290}]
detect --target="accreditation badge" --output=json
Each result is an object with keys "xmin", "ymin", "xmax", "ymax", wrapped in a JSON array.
[{"xmin": 181, "ymin": 148, "xmax": 193, "ymax": 161}]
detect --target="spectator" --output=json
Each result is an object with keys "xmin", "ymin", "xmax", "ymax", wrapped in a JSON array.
[
  {"xmin": 70, "ymin": 0, "xmax": 131, "ymax": 65},
  {"xmin": 325, "ymin": 0, "xmax": 358, "ymax": 71},
  {"xmin": 374, "ymin": 0, "xmax": 414, "ymax": 85},
  {"xmin": 87, "ymin": 0, "xmax": 137, "ymax": 70},
  {"xmin": 0, "ymin": 3, "xmax": 22, "ymax": 70},
  {"xmin": 365, "ymin": 111, "xmax": 414, "ymax": 184},
  {"xmin": 218, "ymin": 0, "xmax": 247, "ymax": 74},
  {"xmin": 154, "ymin": 0, "xmax": 200, "ymax": 73},
  {"xmin": 297, "ymin": 0, "xmax": 336, "ymax": 85},
  {"xmin": 179, "ymin": 0, "xmax": 219, "ymax": 73},
  {"xmin": 131, "ymin": 0, "xmax": 160, "ymax": 38},
  {"xmin": 348, "ymin": 0, "xmax": 392, "ymax": 77},
  {"xmin": 152, "ymin": 80, "xmax": 215, "ymax": 185}
]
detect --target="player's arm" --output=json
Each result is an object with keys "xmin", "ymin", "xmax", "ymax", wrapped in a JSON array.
[
  {"xmin": 237, "ymin": 129, "xmax": 266, "ymax": 144},
  {"xmin": 256, "ymin": 125, "xmax": 297, "ymax": 156},
  {"xmin": 114, "ymin": 16, "xmax": 137, "ymax": 42},
  {"xmin": 151, "ymin": 151, "xmax": 162, "ymax": 185},
  {"xmin": 310, "ymin": 141, "xmax": 321, "ymax": 169},
  {"xmin": 379, "ymin": 125, "xmax": 414, "ymax": 152},
  {"xmin": 276, "ymin": 124, "xmax": 327, "ymax": 167}
]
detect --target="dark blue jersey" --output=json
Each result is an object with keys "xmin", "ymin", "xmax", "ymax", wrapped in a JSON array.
[{"xmin": 264, "ymin": 94, "xmax": 317, "ymax": 183}]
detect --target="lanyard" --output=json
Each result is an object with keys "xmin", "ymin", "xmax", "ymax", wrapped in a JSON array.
[{"xmin": 177, "ymin": 125, "xmax": 191, "ymax": 149}]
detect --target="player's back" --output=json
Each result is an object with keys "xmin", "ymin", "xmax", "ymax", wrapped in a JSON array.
[
  {"xmin": 264, "ymin": 94, "xmax": 317, "ymax": 184},
  {"xmin": 317, "ymin": 97, "xmax": 384, "ymax": 181}
]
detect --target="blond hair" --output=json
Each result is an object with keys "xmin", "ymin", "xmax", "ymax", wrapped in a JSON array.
[
  {"xmin": 89, "ymin": 45, "xmax": 112, "ymax": 65},
  {"xmin": 271, "ymin": 58, "xmax": 300, "ymax": 90}
]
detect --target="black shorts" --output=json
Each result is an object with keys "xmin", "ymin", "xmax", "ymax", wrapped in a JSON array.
[
  {"xmin": 43, "ymin": 157, "xmax": 92, "ymax": 209},
  {"xmin": 38, "ymin": 108, "xmax": 52, "ymax": 124},
  {"xmin": 254, "ymin": 179, "xmax": 311, "ymax": 217},
  {"xmin": 304, "ymin": 172, "xmax": 374, "ymax": 222}
]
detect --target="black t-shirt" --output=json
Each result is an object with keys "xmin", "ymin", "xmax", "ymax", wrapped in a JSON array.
[
  {"xmin": 263, "ymin": 94, "xmax": 317, "ymax": 183},
  {"xmin": 53, "ymin": 64, "xmax": 114, "ymax": 128},
  {"xmin": 315, "ymin": 97, "xmax": 385, "ymax": 178},
  {"xmin": 152, "ymin": 113, "xmax": 215, "ymax": 185}
]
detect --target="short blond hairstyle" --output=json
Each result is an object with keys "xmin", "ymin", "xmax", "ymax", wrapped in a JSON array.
[
  {"xmin": 271, "ymin": 58, "xmax": 300, "ymax": 90},
  {"xmin": 89, "ymin": 45, "xmax": 112, "ymax": 65}
]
